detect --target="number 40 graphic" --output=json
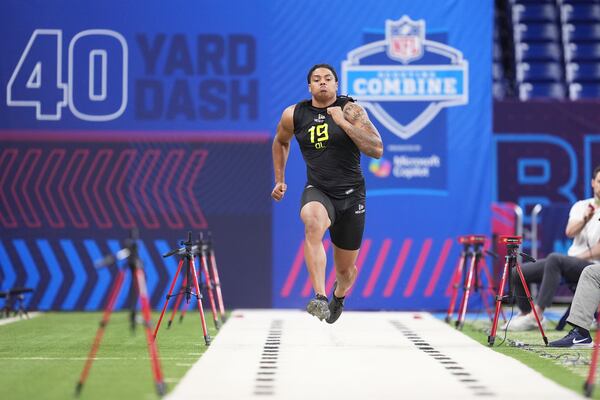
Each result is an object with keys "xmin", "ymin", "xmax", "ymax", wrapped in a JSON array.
[{"xmin": 6, "ymin": 29, "xmax": 128, "ymax": 121}]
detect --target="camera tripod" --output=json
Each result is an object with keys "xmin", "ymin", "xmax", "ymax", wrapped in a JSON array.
[
  {"xmin": 75, "ymin": 230, "xmax": 165, "ymax": 397},
  {"xmin": 446, "ymin": 235, "xmax": 498, "ymax": 329},
  {"xmin": 488, "ymin": 236, "xmax": 548, "ymax": 346},
  {"xmin": 0, "ymin": 287, "xmax": 33, "ymax": 318},
  {"xmin": 166, "ymin": 232, "xmax": 226, "ymax": 330},
  {"xmin": 153, "ymin": 232, "xmax": 211, "ymax": 346}
]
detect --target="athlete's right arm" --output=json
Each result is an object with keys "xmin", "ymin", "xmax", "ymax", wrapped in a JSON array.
[
  {"xmin": 271, "ymin": 105, "xmax": 295, "ymax": 201},
  {"xmin": 565, "ymin": 202, "xmax": 595, "ymax": 238}
]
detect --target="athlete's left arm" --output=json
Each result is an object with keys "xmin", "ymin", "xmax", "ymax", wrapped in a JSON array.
[
  {"xmin": 330, "ymin": 102, "xmax": 383, "ymax": 159},
  {"xmin": 573, "ymin": 238, "xmax": 600, "ymax": 261}
]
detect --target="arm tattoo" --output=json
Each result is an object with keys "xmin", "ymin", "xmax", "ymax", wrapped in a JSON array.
[{"xmin": 342, "ymin": 103, "xmax": 383, "ymax": 158}]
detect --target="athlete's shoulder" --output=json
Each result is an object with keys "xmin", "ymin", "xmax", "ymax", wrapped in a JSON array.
[
  {"xmin": 295, "ymin": 99, "xmax": 312, "ymax": 109},
  {"xmin": 280, "ymin": 104, "xmax": 296, "ymax": 128},
  {"xmin": 337, "ymin": 95, "xmax": 356, "ymax": 103},
  {"xmin": 337, "ymin": 95, "xmax": 356, "ymax": 109}
]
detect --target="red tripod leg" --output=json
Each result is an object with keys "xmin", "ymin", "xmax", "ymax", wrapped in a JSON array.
[
  {"xmin": 133, "ymin": 264, "xmax": 166, "ymax": 396},
  {"xmin": 488, "ymin": 257, "xmax": 511, "ymax": 346},
  {"xmin": 153, "ymin": 258, "xmax": 184, "ymax": 340},
  {"xmin": 209, "ymin": 248, "xmax": 226, "ymax": 322},
  {"xmin": 190, "ymin": 258, "xmax": 211, "ymax": 345},
  {"xmin": 168, "ymin": 274, "xmax": 187, "ymax": 328},
  {"xmin": 456, "ymin": 251, "xmax": 478, "ymax": 330},
  {"xmin": 584, "ymin": 303, "xmax": 600, "ymax": 397},
  {"xmin": 198, "ymin": 252, "xmax": 220, "ymax": 329},
  {"xmin": 75, "ymin": 269, "xmax": 125, "ymax": 396},
  {"xmin": 445, "ymin": 251, "xmax": 467, "ymax": 323},
  {"xmin": 514, "ymin": 262, "xmax": 548, "ymax": 345}
]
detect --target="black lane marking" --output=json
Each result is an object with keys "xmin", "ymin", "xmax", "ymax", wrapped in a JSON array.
[
  {"xmin": 253, "ymin": 320, "xmax": 283, "ymax": 397},
  {"xmin": 390, "ymin": 320, "xmax": 495, "ymax": 397}
]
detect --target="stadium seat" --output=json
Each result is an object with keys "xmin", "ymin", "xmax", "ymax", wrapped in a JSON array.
[
  {"xmin": 494, "ymin": 42, "xmax": 502, "ymax": 61},
  {"xmin": 561, "ymin": 4, "xmax": 600, "ymax": 23},
  {"xmin": 510, "ymin": 0, "xmax": 557, "ymax": 4},
  {"xmin": 519, "ymin": 82, "xmax": 566, "ymax": 100},
  {"xmin": 513, "ymin": 4, "xmax": 558, "ymax": 23},
  {"xmin": 493, "ymin": 82, "xmax": 507, "ymax": 99},
  {"xmin": 569, "ymin": 82, "xmax": 600, "ymax": 99},
  {"xmin": 561, "ymin": 0, "xmax": 600, "ymax": 6},
  {"xmin": 563, "ymin": 23, "xmax": 600, "ymax": 43},
  {"xmin": 566, "ymin": 62, "xmax": 600, "ymax": 82},
  {"xmin": 515, "ymin": 23, "xmax": 560, "ymax": 42},
  {"xmin": 494, "ymin": 62, "xmax": 505, "ymax": 81},
  {"xmin": 517, "ymin": 61, "xmax": 564, "ymax": 82},
  {"xmin": 516, "ymin": 42, "xmax": 561, "ymax": 62},
  {"xmin": 565, "ymin": 43, "xmax": 600, "ymax": 62}
]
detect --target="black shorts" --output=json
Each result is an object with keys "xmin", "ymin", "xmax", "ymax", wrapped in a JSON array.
[{"xmin": 300, "ymin": 185, "xmax": 366, "ymax": 250}]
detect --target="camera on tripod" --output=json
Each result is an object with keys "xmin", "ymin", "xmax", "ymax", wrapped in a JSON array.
[
  {"xmin": 458, "ymin": 234, "xmax": 487, "ymax": 246},
  {"xmin": 499, "ymin": 235, "xmax": 522, "ymax": 246},
  {"xmin": 488, "ymin": 235, "xmax": 547, "ymax": 346}
]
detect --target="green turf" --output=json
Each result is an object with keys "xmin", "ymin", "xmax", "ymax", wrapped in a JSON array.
[
  {"xmin": 0, "ymin": 311, "xmax": 222, "ymax": 400},
  {"xmin": 461, "ymin": 317, "xmax": 600, "ymax": 399}
]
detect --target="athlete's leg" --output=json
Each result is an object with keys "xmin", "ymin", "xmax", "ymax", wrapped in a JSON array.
[
  {"xmin": 300, "ymin": 201, "xmax": 331, "ymax": 296},
  {"xmin": 332, "ymin": 244, "xmax": 359, "ymax": 297}
]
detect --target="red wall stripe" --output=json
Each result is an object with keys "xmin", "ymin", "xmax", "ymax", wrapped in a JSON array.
[
  {"xmin": 403, "ymin": 238, "xmax": 433, "ymax": 297},
  {"xmin": 362, "ymin": 238, "xmax": 392, "ymax": 298},
  {"xmin": 424, "ymin": 239, "xmax": 453, "ymax": 297}
]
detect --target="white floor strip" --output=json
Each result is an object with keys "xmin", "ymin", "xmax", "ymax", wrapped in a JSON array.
[
  {"xmin": 0, "ymin": 312, "xmax": 40, "ymax": 326},
  {"xmin": 167, "ymin": 310, "xmax": 584, "ymax": 400}
]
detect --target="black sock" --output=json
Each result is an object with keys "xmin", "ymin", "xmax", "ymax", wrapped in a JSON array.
[
  {"xmin": 315, "ymin": 294, "xmax": 328, "ymax": 301},
  {"xmin": 570, "ymin": 323, "xmax": 590, "ymax": 337}
]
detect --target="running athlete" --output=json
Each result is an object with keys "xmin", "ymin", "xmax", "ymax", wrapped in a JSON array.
[{"xmin": 271, "ymin": 64, "xmax": 383, "ymax": 323}]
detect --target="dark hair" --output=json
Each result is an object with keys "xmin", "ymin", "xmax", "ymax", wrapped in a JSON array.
[
  {"xmin": 307, "ymin": 64, "xmax": 338, "ymax": 83},
  {"xmin": 594, "ymin": 165, "xmax": 600, "ymax": 180}
]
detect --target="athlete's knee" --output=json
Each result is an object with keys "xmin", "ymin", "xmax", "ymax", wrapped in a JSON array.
[
  {"xmin": 544, "ymin": 253, "xmax": 563, "ymax": 271},
  {"xmin": 302, "ymin": 213, "xmax": 328, "ymax": 236},
  {"xmin": 337, "ymin": 264, "xmax": 356, "ymax": 276}
]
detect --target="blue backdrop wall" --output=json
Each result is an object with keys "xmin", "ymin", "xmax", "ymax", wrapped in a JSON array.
[{"xmin": 0, "ymin": 0, "xmax": 492, "ymax": 310}]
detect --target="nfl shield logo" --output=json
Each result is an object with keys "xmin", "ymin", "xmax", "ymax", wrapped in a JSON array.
[{"xmin": 386, "ymin": 16, "xmax": 425, "ymax": 64}]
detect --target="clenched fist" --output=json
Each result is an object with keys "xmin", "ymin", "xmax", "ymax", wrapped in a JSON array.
[
  {"xmin": 271, "ymin": 182, "xmax": 287, "ymax": 201},
  {"xmin": 327, "ymin": 106, "xmax": 346, "ymax": 126}
]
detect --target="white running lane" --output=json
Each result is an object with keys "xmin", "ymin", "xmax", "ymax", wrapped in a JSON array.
[{"xmin": 167, "ymin": 310, "xmax": 584, "ymax": 400}]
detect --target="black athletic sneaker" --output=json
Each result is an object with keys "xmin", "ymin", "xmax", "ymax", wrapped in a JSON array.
[
  {"xmin": 306, "ymin": 294, "xmax": 330, "ymax": 321},
  {"xmin": 549, "ymin": 327, "xmax": 593, "ymax": 348},
  {"xmin": 326, "ymin": 281, "xmax": 345, "ymax": 324}
]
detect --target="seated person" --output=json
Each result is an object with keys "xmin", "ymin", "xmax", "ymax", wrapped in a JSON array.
[
  {"xmin": 549, "ymin": 263, "xmax": 600, "ymax": 348},
  {"xmin": 505, "ymin": 165, "xmax": 600, "ymax": 331}
]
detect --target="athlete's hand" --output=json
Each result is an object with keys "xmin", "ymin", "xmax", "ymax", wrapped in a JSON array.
[
  {"xmin": 327, "ymin": 106, "xmax": 346, "ymax": 126},
  {"xmin": 271, "ymin": 182, "xmax": 287, "ymax": 201},
  {"xmin": 584, "ymin": 203, "xmax": 596, "ymax": 223}
]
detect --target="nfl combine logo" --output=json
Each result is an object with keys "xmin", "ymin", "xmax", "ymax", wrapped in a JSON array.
[
  {"xmin": 387, "ymin": 16, "xmax": 425, "ymax": 64},
  {"xmin": 342, "ymin": 16, "xmax": 469, "ymax": 140}
]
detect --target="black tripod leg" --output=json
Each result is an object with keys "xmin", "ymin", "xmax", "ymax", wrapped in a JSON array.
[{"xmin": 127, "ymin": 272, "xmax": 137, "ymax": 332}]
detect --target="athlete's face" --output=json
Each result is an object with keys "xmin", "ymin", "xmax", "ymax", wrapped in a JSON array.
[
  {"xmin": 592, "ymin": 170, "xmax": 600, "ymax": 200},
  {"xmin": 308, "ymin": 68, "xmax": 338, "ymax": 102}
]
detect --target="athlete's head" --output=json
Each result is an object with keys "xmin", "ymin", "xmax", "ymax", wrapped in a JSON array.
[
  {"xmin": 307, "ymin": 64, "xmax": 338, "ymax": 102},
  {"xmin": 592, "ymin": 165, "xmax": 600, "ymax": 200}
]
